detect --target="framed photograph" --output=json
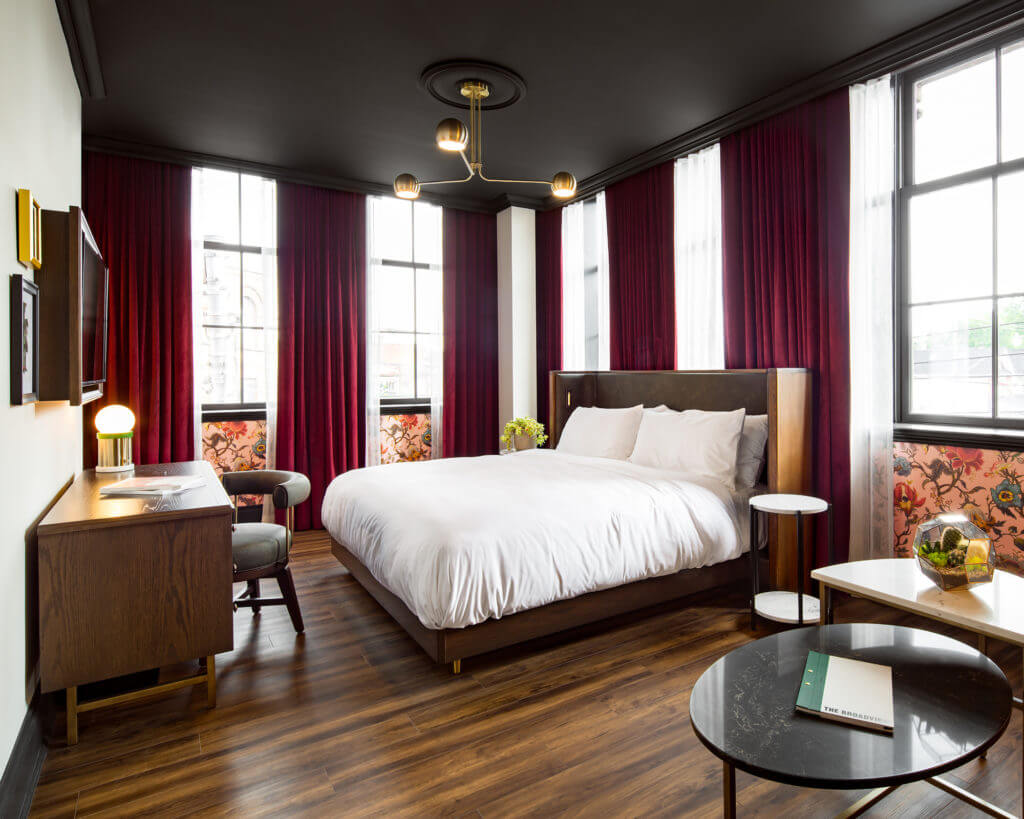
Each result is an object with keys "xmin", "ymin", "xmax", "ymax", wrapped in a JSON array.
[
  {"xmin": 16, "ymin": 189, "xmax": 42, "ymax": 269},
  {"xmin": 10, "ymin": 274, "xmax": 40, "ymax": 405}
]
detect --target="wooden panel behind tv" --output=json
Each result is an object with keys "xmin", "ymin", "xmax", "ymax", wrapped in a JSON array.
[
  {"xmin": 36, "ymin": 206, "xmax": 102, "ymax": 405},
  {"xmin": 548, "ymin": 369, "xmax": 813, "ymax": 590}
]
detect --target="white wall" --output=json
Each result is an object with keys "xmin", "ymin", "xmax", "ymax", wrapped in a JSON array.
[
  {"xmin": 0, "ymin": 0, "xmax": 82, "ymax": 768},
  {"xmin": 496, "ymin": 207, "xmax": 537, "ymax": 427}
]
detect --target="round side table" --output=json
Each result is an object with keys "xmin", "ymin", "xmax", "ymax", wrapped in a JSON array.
[{"xmin": 749, "ymin": 493, "xmax": 832, "ymax": 629}]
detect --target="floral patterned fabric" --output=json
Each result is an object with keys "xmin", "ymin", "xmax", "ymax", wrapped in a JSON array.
[
  {"xmin": 201, "ymin": 420, "xmax": 267, "ymax": 507},
  {"xmin": 894, "ymin": 442, "xmax": 1024, "ymax": 576},
  {"xmin": 380, "ymin": 414, "xmax": 431, "ymax": 463}
]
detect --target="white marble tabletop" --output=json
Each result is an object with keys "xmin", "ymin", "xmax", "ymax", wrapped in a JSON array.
[
  {"xmin": 812, "ymin": 558, "xmax": 1024, "ymax": 645},
  {"xmin": 749, "ymin": 493, "xmax": 828, "ymax": 515}
]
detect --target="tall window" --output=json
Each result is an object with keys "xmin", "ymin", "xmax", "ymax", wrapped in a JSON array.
[
  {"xmin": 192, "ymin": 168, "xmax": 276, "ymax": 412},
  {"xmin": 562, "ymin": 193, "xmax": 610, "ymax": 369},
  {"xmin": 367, "ymin": 196, "xmax": 443, "ymax": 409},
  {"xmin": 898, "ymin": 32, "xmax": 1024, "ymax": 427}
]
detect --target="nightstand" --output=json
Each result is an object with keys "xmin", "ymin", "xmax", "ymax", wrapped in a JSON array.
[{"xmin": 748, "ymin": 494, "xmax": 833, "ymax": 629}]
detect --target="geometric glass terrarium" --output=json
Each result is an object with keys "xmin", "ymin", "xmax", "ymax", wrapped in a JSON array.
[{"xmin": 913, "ymin": 512, "xmax": 995, "ymax": 591}]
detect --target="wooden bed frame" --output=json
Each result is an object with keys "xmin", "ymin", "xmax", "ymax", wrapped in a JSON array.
[{"xmin": 331, "ymin": 368, "xmax": 812, "ymax": 672}]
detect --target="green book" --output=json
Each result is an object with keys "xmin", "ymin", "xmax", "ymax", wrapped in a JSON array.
[{"xmin": 796, "ymin": 650, "xmax": 894, "ymax": 734}]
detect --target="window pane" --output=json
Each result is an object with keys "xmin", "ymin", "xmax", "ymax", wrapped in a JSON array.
[
  {"xmin": 416, "ymin": 333, "xmax": 440, "ymax": 399},
  {"xmin": 415, "ymin": 266, "xmax": 442, "ymax": 333},
  {"xmin": 910, "ymin": 300, "xmax": 992, "ymax": 417},
  {"xmin": 909, "ymin": 179, "xmax": 992, "ymax": 303},
  {"xmin": 413, "ymin": 201, "xmax": 442, "ymax": 265},
  {"xmin": 999, "ymin": 171, "xmax": 1024, "ymax": 294},
  {"xmin": 242, "ymin": 329, "xmax": 266, "ymax": 404},
  {"xmin": 242, "ymin": 252, "xmax": 269, "ymax": 326},
  {"xmin": 196, "ymin": 168, "xmax": 240, "ymax": 244},
  {"xmin": 999, "ymin": 296, "xmax": 1024, "ymax": 417},
  {"xmin": 373, "ymin": 264, "xmax": 415, "ymax": 331},
  {"xmin": 377, "ymin": 332, "xmax": 414, "ymax": 398},
  {"xmin": 371, "ymin": 197, "xmax": 412, "ymax": 262},
  {"xmin": 201, "ymin": 250, "xmax": 241, "ymax": 327},
  {"xmin": 1003, "ymin": 41, "xmax": 1024, "ymax": 162},
  {"xmin": 241, "ymin": 175, "xmax": 276, "ymax": 248},
  {"xmin": 199, "ymin": 326, "xmax": 241, "ymax": 405},
  {"xmin": 913, "ymin": 53, "xmax": 996, "ymax": 184}
]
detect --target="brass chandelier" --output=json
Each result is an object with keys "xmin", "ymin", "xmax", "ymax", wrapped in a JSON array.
[{"xmin": 394, "ymin": 78, "xmax": 576, "ymax": 201}]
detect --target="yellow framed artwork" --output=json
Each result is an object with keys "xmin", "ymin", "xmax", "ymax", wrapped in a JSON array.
[{"xmin": 16, "ymin": 189, "xmax": 42, "ymax": 269}]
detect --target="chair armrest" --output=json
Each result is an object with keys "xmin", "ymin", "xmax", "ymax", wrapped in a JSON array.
[{"xmin": 271, "ymin": 473, "xmax": 311, "ymax": 509}]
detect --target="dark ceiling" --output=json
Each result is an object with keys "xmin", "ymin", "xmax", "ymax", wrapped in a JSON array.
[{"xmin": 83, "ymin": 0, "xmax": 979, "ymax": 205}]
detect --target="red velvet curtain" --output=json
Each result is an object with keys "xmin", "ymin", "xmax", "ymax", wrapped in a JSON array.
[
  {"xmin": 605, "ymin": 161, "xmax": 676, "ymax": 370},
  {"xmin": 276, "ymin": 182, "xmax": 366, "ymax": 530},
  {"xmin": 81, "ymin": 151, "xmax": 194, "ymax": 467},
  {"xmin": 535, "ymin": 207, "xmax": 562, "ymax": 431},
  {"xmin": 442, "ymin": 208, "xmax": 498, "ymax": 458},
  {"xmin": 721, "ymin": 89, "xmax": 851, "ymax": 565}
]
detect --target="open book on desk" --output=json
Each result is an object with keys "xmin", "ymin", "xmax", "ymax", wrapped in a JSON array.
[{"xmin": 99, "ymin": 475, "xmax": 206, "ymax": 497}]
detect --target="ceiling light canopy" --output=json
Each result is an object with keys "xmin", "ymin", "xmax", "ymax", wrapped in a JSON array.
[{"xmin": 394, "ymin": 62, "xmax": 575, "ymax": 203}]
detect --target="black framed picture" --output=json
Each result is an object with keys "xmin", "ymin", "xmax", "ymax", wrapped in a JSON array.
[{"xmin": 10, "ymin": 274, "xmax": 39, "ymax": 405}]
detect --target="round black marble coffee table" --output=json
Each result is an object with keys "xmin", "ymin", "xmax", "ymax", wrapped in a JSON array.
[{"xmin": 690, "ymin": 624, "xmax": 1012, "ymax": 818}]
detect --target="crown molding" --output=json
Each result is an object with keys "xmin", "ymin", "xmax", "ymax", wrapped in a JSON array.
[
  {"xmin": 55, "ymin": 0, "xmax": 105, "ymax": 99},
  {"xmin": 557, "ymin": 0, "xmax": 1024, "ymax": 207},
  {"xmin": 82, "ymin": 137, "xmax": 508, "ymax": 214}
]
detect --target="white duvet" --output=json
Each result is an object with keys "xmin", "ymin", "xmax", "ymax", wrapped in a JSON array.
[{"xmin": 321, "ymin": 450, "xmax": 756, "ymax": 630}]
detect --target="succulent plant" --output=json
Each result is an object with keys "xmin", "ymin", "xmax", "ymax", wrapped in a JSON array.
[
  {"xmin": 947, "ymin": 548, "xmax": 966, "ymax": 568},
  {"xmin": 942, "ymin": 527, "xmax": 964, "ymax": 552}
]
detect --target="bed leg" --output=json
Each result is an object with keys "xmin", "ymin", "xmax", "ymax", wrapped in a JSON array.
[{"xmin": 451, "ymin": 659, "xmax": 461, "ymax": 675}]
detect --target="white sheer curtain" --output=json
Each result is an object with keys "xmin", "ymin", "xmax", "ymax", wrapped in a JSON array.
[
  {"xmin": 849, "ymin": 75, "xmax": 896, "ymax": 561},
  {"xmin": 561, "ymin": 192, "xmax": 609, "ymax": 370},
  {"xmin": 594, "ymin": 192, "xmax": 610, "ymax": 371},
  {"xmin": 674, "ymin": 145, "xmax": 724, "ymax": 369}
]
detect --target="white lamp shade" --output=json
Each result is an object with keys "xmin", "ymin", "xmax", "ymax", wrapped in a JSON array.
[{"xmin": 95, "ymin": 404, "xmax": 136, "ymax": 435}]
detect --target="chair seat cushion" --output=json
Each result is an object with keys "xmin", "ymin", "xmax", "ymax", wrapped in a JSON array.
[{"xmin": 232, "ymin": 523, "xmax": 288, "ymax": 574}]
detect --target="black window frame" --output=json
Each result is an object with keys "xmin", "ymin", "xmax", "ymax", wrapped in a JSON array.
[
  {"xmin": 196, "ymin": 170, "xmax": 275, "ymax": 419},
  {"xmin": 369, "ymin": 197, "xmax": 442, "ymax": 410},
  {"xmin": 896, "ymin": 25, "xmax": 1024, "ymax": 432}
]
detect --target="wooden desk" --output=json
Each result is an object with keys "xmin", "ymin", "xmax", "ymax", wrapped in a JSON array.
[{"xmin": 38, "ymin": 461, "xmax": 234, "ymax": 744}]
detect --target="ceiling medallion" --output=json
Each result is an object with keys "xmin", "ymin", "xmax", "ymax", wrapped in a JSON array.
[{"xmin": 394, "ymin": 60, "xmax": 576, "ymax": 201}]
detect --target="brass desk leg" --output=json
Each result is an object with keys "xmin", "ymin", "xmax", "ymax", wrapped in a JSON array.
[
  {"xmin": 723, "ymin": 760, "xmax": 736, "ymax": 819},
  {"xmin": 66, "ymin": 686, "xmax": 78, "ymax": 746},
  {"xmin": 205, "ymin": 655, "xmax": 217, "ymax": 708}
]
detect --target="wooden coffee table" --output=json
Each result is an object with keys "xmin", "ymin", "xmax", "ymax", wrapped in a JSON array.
[
  {"xmin": 690, "ymin": 623, "xmax": 1013, "ymax": 818},
  {"xmin": 813, "ymin": 558, "xmax": 1024, "ymax": 815}
]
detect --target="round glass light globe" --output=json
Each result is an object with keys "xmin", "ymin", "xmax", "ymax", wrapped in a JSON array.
[{"xmin": 95, "ymin": 404, "xmax": 136, "ymax": 434}]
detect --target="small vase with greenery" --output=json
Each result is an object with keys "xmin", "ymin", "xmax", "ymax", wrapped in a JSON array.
[{"xmin": 500, "ymin": 417, "xmax": 548, "ymax": 451}]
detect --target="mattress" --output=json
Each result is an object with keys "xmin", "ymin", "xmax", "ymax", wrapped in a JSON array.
[{"xmin": 321, "ymin": 449, "xmax": 760, "ymax": 630}]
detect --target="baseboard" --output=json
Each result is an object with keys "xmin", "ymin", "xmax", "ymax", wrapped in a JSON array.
[{"xmin": 0, "ymin": 691, "xmax": 46, "ymax": 819}]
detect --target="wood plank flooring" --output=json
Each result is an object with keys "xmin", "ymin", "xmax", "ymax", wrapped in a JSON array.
[{"xmin": 29, "ymin": 531, "xmax": 1024, "ymax": 817}]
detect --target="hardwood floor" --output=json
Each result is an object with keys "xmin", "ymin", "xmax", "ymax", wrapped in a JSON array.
[{"xmin": 29, "ymin": 531, "xmax": 1024, "ymax": 817}]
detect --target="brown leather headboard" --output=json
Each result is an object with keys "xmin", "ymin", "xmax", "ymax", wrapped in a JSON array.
[{"xmin": 547, "ymin": 369, "xmax": 814, "ymax": 589}]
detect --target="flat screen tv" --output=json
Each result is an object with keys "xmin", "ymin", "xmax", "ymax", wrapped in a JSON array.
[{"xmin": 79, "ymin": 213, "xmax": 108, "ymax": 393}]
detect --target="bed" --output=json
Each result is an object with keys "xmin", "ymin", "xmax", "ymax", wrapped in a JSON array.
[{"xmin": 325, "ymin": 369, "xmax": 812, "ymax": 671}]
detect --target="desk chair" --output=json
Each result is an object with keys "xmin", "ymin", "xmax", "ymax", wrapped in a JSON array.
[{"xmin": 221, "ymin": 470, "xmax": 310, "ymax": 633}]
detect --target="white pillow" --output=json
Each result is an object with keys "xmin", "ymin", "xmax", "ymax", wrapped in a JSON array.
[
  {"xmin": 736, "ymin": 414, "xmax": 769, "ymax": 489},
  {"xmin": 556, "ymin": 405, "xmax": 644, "ymax": 460},
  {"xmin": 628, "ymin": 407, "xmax": 746, "ymax": 488}
]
